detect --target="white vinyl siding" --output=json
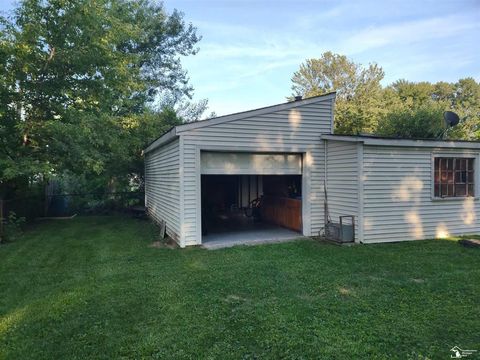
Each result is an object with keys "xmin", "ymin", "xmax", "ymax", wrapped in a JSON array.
[
  {"xmin": 145, "ymin": 138, "xmax": 181, "ymax": 242},
  {"xmin": 180, "ymin": 100, "xmax": 334, "ymax": 246},
  {"xmin": 326, "ymin": 140, "xmax": 360, "ymax": 236},
  {"xmin": 362, "ymin": 145, "xmax": 480, "ymax": 243}
]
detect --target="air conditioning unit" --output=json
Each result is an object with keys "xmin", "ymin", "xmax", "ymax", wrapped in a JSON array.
[{"xmin": 325, "ymin": 215, "xmax": 355, "ymax": 243}]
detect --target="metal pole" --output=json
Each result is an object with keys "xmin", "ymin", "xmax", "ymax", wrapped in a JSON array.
[
  {"xmin": 248, "ymin": 176, "xmax": 251, "ymax": 204},
  {"xmin": 239, "ymin": 176, "xmax": 243, "ymax": 208}
]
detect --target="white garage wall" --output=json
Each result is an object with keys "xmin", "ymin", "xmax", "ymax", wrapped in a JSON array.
[
  {"xmin": 362, "ymin": 145, "xmax": 480, "ymax": 243},
  {"xmin": 144, "ymin": 138, "xmax": 181, "ymax": 242},
  {"xmin": 326, "ymin": 140, "xmax": 360, "ymax": 237},
  {"xmin": 179, "ymin": 99, "xmax": 334, "ymax": 246}
]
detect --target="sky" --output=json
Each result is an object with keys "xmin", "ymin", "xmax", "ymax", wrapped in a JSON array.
[{"xmin": 1, "ymin": 0, "xmax": 479, "ymax": 116}]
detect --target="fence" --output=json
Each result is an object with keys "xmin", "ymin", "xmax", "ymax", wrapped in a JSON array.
[
  {"xmin": 0, "ymin": 199, "xmax": 3, "ymax": 243},
  {"xmin": 0, "ymin": 191, "xmax": 144, "ymax": 242}
]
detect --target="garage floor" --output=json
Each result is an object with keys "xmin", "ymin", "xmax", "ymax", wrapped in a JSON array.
[{"xmin": 202, "ymin": 222, "xmax": 303, "ymax": 250}]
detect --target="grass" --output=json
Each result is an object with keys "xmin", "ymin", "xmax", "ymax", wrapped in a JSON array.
[{"xmin": 0, "ymin": 216, "xmax": 479, "ymax": 359}]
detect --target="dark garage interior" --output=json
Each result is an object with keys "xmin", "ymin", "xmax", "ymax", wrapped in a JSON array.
[{"xmin": 201, "ymin": 174, "xmax": 302, "ymax": 245}]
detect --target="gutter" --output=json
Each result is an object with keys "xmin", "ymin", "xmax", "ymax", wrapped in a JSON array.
[{"xmin": 321, "ymin": 134, "xmax": 480, "ymax": 149}]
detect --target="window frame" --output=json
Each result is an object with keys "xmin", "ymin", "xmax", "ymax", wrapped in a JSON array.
[{"xmin": 431, "ymin": 152, "xmax": 480, "ymax": 201}]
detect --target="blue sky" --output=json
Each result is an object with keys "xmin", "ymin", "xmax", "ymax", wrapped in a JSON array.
[{"xmin": 1, "ymin": 0, "xmax": 479, "ymax": 116}]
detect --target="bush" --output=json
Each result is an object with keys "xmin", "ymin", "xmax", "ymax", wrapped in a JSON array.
[
  {"xmin": 2, "ymin": 212, "xmax": 26, "ymax": 242},
  {"xmin": 376, "ymin": 105, "xmax": 444, "ymax": 138}
]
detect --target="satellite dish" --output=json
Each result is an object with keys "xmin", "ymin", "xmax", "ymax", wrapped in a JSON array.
[{"xmin": 443, "ymin": 111, "xmax": 460, "ymax": 127}]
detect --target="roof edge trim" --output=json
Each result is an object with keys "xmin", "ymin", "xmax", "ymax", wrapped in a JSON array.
[
  {"xmin": 144, "ymin": 127, "xmax": 178, "ymax": 154},
  {"xmin": 322, "ymin": 134, "xmax": 480, "ymax": 149}
]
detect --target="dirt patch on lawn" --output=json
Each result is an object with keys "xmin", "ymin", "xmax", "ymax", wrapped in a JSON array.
[
  {"xmin": 411, "ymin": 278, "xmax": 426, "ymax": 284},
  {"xmin": 223, "ymin": 294, "xmax": 247, "ymax": 303},
  {"xmin": 338, "ymin": 286, "xmax": 355, "ymax": 296},
  {"xmin": 149, "ymin": 238, "xmax": 178, "ymax": 249}
]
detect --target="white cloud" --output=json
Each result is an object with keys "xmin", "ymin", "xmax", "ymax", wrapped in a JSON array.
[
  {"xmin": 339, "ymin": 14, "xmax": 479, "ymax": 54},
  {"xmin": 293, "ymin": 4, "xmax": 346, "ymax": 30},
  {"xmin": 181, "ymin": 6, "xmax": 479, "ymax": 116}
]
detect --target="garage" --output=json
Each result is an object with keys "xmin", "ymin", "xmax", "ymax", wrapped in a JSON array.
[
  {"xmin": 144, "ymin": 93, "xmax": 336, "ymax": 247},
  {"xmin": 145, "ymin": 90, "xmax": 480, "ymax": 248},
  {"xmin": 200, "ymin": 152, "xmax": 303, "ymax": 247}
]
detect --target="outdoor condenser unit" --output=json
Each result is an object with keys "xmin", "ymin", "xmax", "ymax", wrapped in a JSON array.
[
  {"xmin": 323, "ymin": 181, "xmax": 355, "ymax": 243},
  {"xmin": 325, "ymin": 216, "xmax": 355, "ymax": 243}
]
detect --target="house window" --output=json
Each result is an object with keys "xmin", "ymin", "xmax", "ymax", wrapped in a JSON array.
[{"xmin": 434, "ymin": 157, "xmax": 475, "ymax": 198}]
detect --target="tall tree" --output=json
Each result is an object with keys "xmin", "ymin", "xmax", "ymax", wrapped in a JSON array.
[
  {"xmin": 376, "ymin": 105, "xmax": 444, "ymax": 139},
  {"xmin": 0, "ymin": 0, "xmax": 200, "ymax": 197},
  {"xmin": 291, "ymin": 52, "xmax": 385, "ymax": 134},
  {"xmin": 378, "ymin": 78, "xmax": 480, "ymax": 139},
  {"xmin": 291, "ymin": 53, "xmax": 479, "ymax": 140},
  {"xmin": 449, "ymin": 78, "xmax": 480, "ymax": 140}
]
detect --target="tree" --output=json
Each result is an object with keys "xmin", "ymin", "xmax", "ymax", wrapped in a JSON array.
[
  {"xmin": 376, "ymin": 105, "xmax": 444, "ymax": 138},
  {"xmin": 290, "ymin": 52, "xmax": 385, "ymax": 134},
  {"xmin": 291, "ymin": 53, "xmax": 479, "ymax": 140},
  {"xmin": 154, "ymin": 89, "xmax": 213, "ymax": 123},
  {"xmin": 388, "ymin": 80, "xmax": 435, "ymax": 107},
  {"xmin": 379, "ymin": 78, "xmax": 480, "ymax": 140},
  {"xmin": 0, "ymin": 0, "xmax": 200, "ymax": 197}
]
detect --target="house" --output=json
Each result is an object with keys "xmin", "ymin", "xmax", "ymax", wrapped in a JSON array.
[{"xmin": 144, "ymin": 93, "xmax": 480, "ymax": 247}]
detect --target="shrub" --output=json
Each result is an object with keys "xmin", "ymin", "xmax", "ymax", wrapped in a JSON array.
[{"xmin": 2, "ymin": 212, "xmax": 26, "ymax": 242}]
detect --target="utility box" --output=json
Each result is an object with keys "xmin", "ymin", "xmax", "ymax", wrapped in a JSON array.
[{"xmin": 325, "ymin": 215, "xmax": 355, "ymax": 243}]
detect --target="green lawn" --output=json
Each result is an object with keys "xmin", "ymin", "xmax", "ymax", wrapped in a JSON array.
[{"xmin": 0, "ymin": 217, "xmax": 479, "ymax": 359}]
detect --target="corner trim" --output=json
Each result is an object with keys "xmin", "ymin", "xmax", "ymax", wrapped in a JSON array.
[
  {"xmin": 179, "ymin": 135, "xmax": 186, "ymax": 248},
  {"xmin": 302, "ymin": 150, "xmax": 312, "ymax": 236},
  {"xmin": 330, "ymin": 98, "xmax": 335, "ymax": 135},
  {"xmin": 357, "ymin": 142, "xmax": 364, "ymax": 244},
  {"xmin": 195, "ymin": 146, "xmax": 202, "ymax": 245}
]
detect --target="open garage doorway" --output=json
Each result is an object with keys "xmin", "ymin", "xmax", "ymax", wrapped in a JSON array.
[{"xmin": 201, "ymin": 174, "xmax": 303, "ymax": 248}]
